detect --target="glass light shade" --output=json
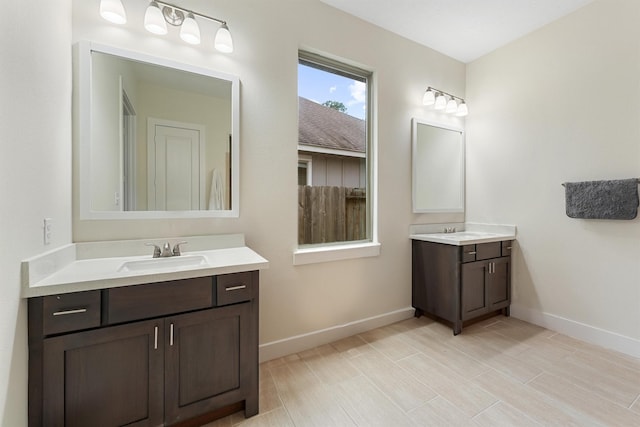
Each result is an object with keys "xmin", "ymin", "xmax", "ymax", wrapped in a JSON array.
[
  {"xmin": 100, "ymin": 0, "xmax": 127, "ymax": 24},
  {"xmin": 434, "ymin": 94, "xmax": 447, "ymax": 110},
  {"xmin": 445, "ymin": 98, "xmax": 458, "ymax": 113},
  {"xmin": 455, "ymin": 102, "xmax": 469, "ymax": 117},
  {"xmin": 422, "ymin": 89, "xmax": 435, "ymax": 106},
  {"xmin": 180, "ymin": 13, "xmax": 201, "ymax": 45},
  {"xmin": 214, "ymin": 24, "xmax": 234, "ymax": 53},
  {"xmin": 144, "ymin": 2, "xmax": 168, "ymax": 35}
]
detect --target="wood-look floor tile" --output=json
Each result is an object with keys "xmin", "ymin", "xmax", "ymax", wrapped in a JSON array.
[
  {"xmin": 399, "ymin": 328, "xmax": 491, "ymax": 379},
  {"xmin": 359, "ymin": 325, "xmax": 419, "ymax": 361},
  {"xmin": 269, "ymin": 359, "xmax": 355, "ymax": 426},
  {"xmin": 408, "ymin": 396, "xmax": 479, "ymax": 426},
  {"xmin": 549, "ymin": 333, "xmax": 640, "ymax": 372},
  {"xmin": 330, "ymin": 334, "xmax": 369, "ymax": 358},
  {"xmin": 473, "ymin": 401, "xmax": 542, "ymax": 427},
  {"xmin": 528, "ymin": 372, "xmax": 640, "ymax": 426},
  {"xmin": 335, "ymin": 374, "xmax": 416, "ymax": 426},
  {"xmin": 445, "ymin": 333, "xmax": 542, "ymax": 383},
  {"xmin": 233, "ymin": 408, "xmax": 294, "ymax": 427},
  {"xmin": 204, "ymin": 317, "xmax": 640, "ymax": 427},
  {"xmin": 298, "ymin": 344, "xmax": 360, "ymax": 385},
  {"xmin": 397, "ymin": 353, "xmax": 498, "ymax": 417},
  {"xmin": 349, "ymin": 348, "xmax": 437, "ymax": 412},
  {"xmin": 471, "ymin": 369, "xmax": 600, "ymax": 426}
]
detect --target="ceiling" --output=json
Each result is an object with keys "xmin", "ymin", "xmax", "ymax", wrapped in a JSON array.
[{"xmin": 319, "ymin": 0, "xmax": 594, "ymax": 63}]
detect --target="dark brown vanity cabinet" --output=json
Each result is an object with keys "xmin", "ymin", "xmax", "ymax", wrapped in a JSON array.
[
  {"xmin": 28, "ymin": 271, "xmax": 259, "ymax": 427},
  {"xmin": 412, "ymin": 239, "xmax": 512, "ymax": 335}
]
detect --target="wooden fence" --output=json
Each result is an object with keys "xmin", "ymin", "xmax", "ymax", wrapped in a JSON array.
[{"xmin": 298, "ymin": 186, "xmax": 366, "ymax": 244}]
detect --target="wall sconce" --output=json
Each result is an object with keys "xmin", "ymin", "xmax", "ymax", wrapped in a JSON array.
[
  {"xmin": 422, "ymin": 87, "xmax": 468, "ymax": 117},
  {"xmin": 99, "ymin": 0, "xmax": 234, "ymax": 53}
]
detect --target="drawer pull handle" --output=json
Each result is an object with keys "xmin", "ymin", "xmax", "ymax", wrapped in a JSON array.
[
  {"xmin": 506, "ymin": 246, "xmax": 512, "ymax": 250},
  {"xmin": 154, "ymin": 326, "xmax": 158, "ymax": 350},
  {"xmin": 170, "ymin": 323, "xmax": 174, "ymax": 346},
  {"xmin": 225, "ymin": 285, "xmax": 247, "ymax": 291},
  {"xmin": 465, "ymin": 251, "xmax": 477, "ymax": 255},
  {"xmin": 52, "ymin": 308, "xmax": 87, "ymax": 316}
]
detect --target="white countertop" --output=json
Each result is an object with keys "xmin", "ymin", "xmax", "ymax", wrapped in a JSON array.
[
  {"xmin": 409, "ymin": 223, "xmax": 516, "ymax": 246},
  {"xmin": 22, "ymin": 234, "xmax": 269, "ymax": 298}
]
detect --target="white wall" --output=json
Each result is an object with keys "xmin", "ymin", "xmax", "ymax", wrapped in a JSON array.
[
  {"xmin": 70, "ymin": 0, "xmax": 465, "ymax": 357},
  {"xmin": 0, "ymin": 1, "xmax": 73, "ymax": 425},
  {"xmin": 466, "ymin": 0, "xmax": 640, "ymax": 355}
]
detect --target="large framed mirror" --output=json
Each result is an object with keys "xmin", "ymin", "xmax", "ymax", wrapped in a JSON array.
[
  {"xmin": 76, "ymin": 41, "xmax": 239, "ymax": 219},
  {"xmin": 412, "ymin": 118, "xmax": 465, "ymax": 213}
]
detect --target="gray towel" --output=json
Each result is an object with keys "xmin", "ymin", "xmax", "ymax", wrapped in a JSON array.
[{"xmin": 565, "ymin": 179, "xmax": 639, "ymax": 220}]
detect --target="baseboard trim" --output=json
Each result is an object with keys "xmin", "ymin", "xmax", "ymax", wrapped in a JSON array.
[
  {"xmin": 510, "ymin": 304, "xmax": 640, "ymax": 359},
  {"xmin": 258, "ymin": 307, "xmax": 415, "ymax": 362}
]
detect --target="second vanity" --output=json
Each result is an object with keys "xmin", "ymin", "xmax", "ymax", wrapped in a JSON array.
[
  {"xmin": 23, "ymin": 234, "xmax": 268, "ymax": 427},
  {"xmin": 410, "ymin": 224, "xmax": 516, "ymax": 335}
]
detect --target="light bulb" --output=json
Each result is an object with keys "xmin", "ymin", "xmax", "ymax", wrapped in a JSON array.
[
  {"xmin": 422, "ymin": 89, "xmax": 435, "ymax": 106},
  {"xmin": 434, "ymin": 93, "xmax": 447, "ymax": 110},
  {"xmin": 455, "ymin": 102, "xmax": 468, "ymax": 117},
  {"xmin": 445, "ymin": 98, "xmax": 458, "ymax": 113},
  {"xmin": 180, "ymin": 13, "xmax": 201, "ymax": 45},
  {"xmin": 100, "ymin": 0, "xmax": 127, "ymax": 25},
  {"xmin": 144, "ymin": 1, "xmax": 168, "ymax": 35},
  {"xmin": 214, "ymin": 23, "xmax": 234, "ymax": 53}
]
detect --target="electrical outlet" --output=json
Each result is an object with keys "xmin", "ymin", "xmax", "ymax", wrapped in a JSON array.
[{"xmin": 43, "ymin": 218, "xmax": 52, "ymax": 245}]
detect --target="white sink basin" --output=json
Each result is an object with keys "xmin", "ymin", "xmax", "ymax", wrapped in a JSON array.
[
  {"xmin": 437, "ymin": 231, "xmax": 501, "ymax": 239},
  {"xmin": 118, "ymin": 255, "xmax": 208, "ymax": 273},
  {"xmin": 410, "ymin": 230, "xmax": 514, "ymax": 246}
]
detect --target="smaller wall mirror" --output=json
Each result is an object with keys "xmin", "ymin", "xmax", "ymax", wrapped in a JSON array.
[
  {"xmin": 76, "ymin": 41, "xmax": 240, "ymax": 219},
  {"xmin": 412, "ymin": 118, "xmax": 465, "ymax": 213}
]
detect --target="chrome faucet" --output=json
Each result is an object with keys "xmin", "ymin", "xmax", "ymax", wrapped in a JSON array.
[
  {"xmin": 145, "ymin": 241, "xmax": 187, "ymax": 258},
  {"xmin": 443, "ymin": 227, "xmax": 456, "ymax": 233}
]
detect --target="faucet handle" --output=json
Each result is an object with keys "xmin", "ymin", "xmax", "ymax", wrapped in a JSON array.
[
  {"xmin": 145, "ymin": 243, "xmax": 161, "ymax": 258},
  {"xmin": 172, "ymin": 241, "xmax": 187, "ymax": 256}
]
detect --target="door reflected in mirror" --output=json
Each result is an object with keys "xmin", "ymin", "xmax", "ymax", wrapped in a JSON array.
[
  {"xmin": 77, "ymin": 42, "xmax": 239, "ymax": 219},
  {"xmin": 411, "ymin": 118, "xmax": 464, "ymax": 213}
]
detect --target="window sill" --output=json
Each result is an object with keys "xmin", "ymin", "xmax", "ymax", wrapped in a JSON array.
[{"xmin": 293, "ymin": 241, "xmax": 381, "ymax": 266}]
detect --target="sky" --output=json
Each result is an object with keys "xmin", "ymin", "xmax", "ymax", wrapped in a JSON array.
[{"xmin": 298, "ymin": 63, "xmax": 366, "ymax": 120}]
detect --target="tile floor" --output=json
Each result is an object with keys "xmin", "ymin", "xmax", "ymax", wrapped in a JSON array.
[{"xmin": 204, "ymin": 316, "xmax": 640, "ymax": 426}]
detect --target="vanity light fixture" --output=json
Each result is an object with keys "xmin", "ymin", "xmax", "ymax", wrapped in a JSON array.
[
  {"xmin": 422, "ymin": 86, "xmax": 468, "ymax": 117},
  {"xmin": 101, "ymin": 0, "xmax": 234, "ymax": 53},
  {"xmin": 434, "ymin": 92, "xmax": 447, "ymax": 110},
  {"xmin": 100, "ymin": 0, "xmax": 127, "ymax": 24},
  {"xmin": 144, "ymin": 1, "xmax": 167, "ymax": 35}
]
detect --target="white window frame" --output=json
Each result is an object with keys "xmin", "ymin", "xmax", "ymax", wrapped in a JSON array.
[
  {"xmin": 298, "ymin": 154, "xmax": 313, "ymax": 186},
  {"xmin": 293, "ymin": 51, "xmax": 379, "ymax": 265}
]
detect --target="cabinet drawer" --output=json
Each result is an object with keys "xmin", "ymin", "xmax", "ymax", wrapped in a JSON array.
[
  {"xmin": 476, "ymin": 242, "xmax": 501, "ymax": 260},
  {"xmin": 502, "ymin": 240, "xmax": 513, "ymax": 257},
  {"xmin": 107, "ymin": 277, "xmax": 213, "ymax": 324},
  {"xmin": 462, "ymin": 245, "xmax": 477, "ymax": 263},
  {"xmin": 42, "ymin": 290, "xmax": 101, "ymax": 335},
  {"xmin": 216, "ymin": 272, "xmax": 254, "ymax": 306}
]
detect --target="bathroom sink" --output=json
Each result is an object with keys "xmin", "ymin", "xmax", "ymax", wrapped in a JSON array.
[
  {"xmin": 118, "ymin": 255, "xmax": 208, "ymax": 273},
  {"xmin": 437, "ymin": 231, "xmax": 501, "ymax": 239},
  {"xmin": 410, "ymin": 230, "xmax": 514, "ymax": 246}
]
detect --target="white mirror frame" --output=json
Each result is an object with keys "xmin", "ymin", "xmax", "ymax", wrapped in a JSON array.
[
  {"xmin": 77, "ymin": 41, "xmax": 240, "ymax": 219},
  {"xmin": 411, "ymin": 118, "xmax": 465, "ymax": 213}
]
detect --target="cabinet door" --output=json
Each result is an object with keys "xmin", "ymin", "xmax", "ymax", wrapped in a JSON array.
[
  {"xmin": 488, "ymin": 257, "xmax": 510, "ymax": 309},
  {"xmin": 42, "ymin": 320, "xmax": 163, "ymax": 427},
  {"xmin": 164, "ymin": 303, "xmax": 251, "ymax": 425},
  {"xmin": 461, "ymin": 261, "xmax": 489, "ymax": 320}
]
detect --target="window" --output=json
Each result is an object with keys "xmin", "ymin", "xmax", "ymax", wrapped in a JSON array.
[{"xmin": 297, "ymin": 51, "xmax": 374, "ymax": 253}]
